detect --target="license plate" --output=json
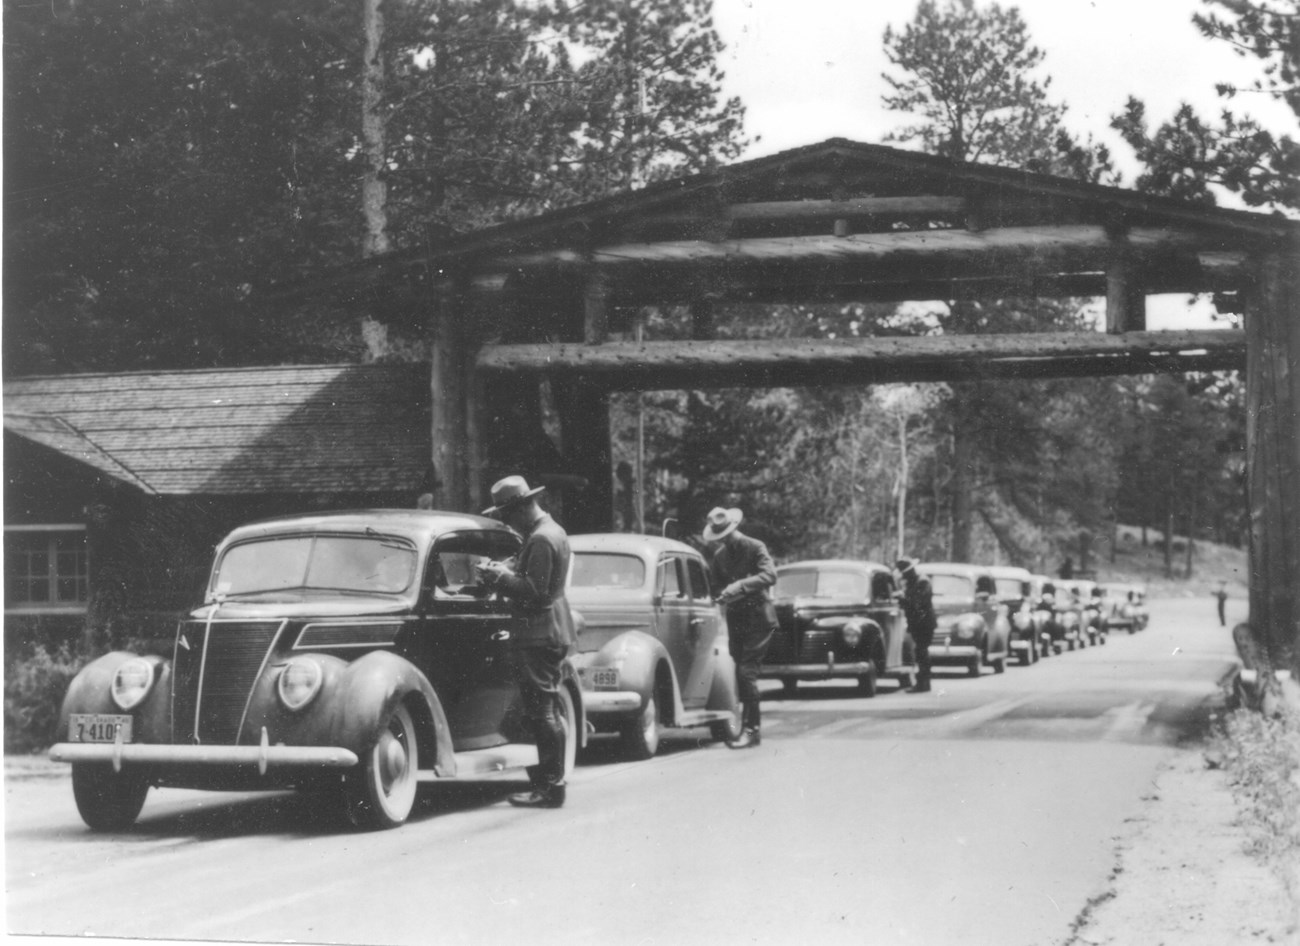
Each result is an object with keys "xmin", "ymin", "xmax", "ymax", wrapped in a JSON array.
[
  {"xmin": 589, "ymin": 668, "xmax": 619, "ymax": 689},
  {"xmin": 68, "ymin": 714, "xmax": 132, "ymax": 743}
]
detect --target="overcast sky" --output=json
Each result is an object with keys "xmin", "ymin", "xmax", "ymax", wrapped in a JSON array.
[
  {"xmin": 712, "ymin": 0, "xmax": 1294, "ymax": 181},
  {"xmin": 709, "ymin": 0, "xmax": 1296, "ymax": 328}
]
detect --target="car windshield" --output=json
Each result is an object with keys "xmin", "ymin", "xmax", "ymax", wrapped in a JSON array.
[
  {"xmin": 927, "ymin": 573, "xmax": 974, "ymax": 597},
  {"xmin": 994, "ymin": 578, "xmax": 1026, "ymax": 598},
  {"xmin": 213, "ymin": 533, "xmax": 418, "ymax": 596},
  {"xmin": 571, "ymin": 552, "xmax": 646, "ymax": 590},
  {"xmin": 776, "ymin": 568, "xmax": 869, "ymax": 598}
]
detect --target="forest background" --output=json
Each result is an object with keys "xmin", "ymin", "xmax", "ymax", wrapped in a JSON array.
[{"xmin": 5, "ymin": 0, "xmax": 1297, "ymax": 580}]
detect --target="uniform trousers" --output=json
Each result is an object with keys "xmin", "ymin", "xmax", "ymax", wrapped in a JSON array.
[{"xmin": 509, "ymin": 641, "xmax": 568, "ymax": 789}]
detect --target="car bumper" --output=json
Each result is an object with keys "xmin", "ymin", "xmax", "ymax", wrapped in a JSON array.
[
  {"xmin": 49, "ymin": 737, "xmax": 358, "ymax": 772},
  {"xmin": 928, "ymin": 643, "xmax": 979, "ymax": 663},
  {"xmin": 579, "ymin": 689, "xmax": 643, "ymax": 715},
  {"xmin": 761, "ymin": 660, "xmax": 873, "ymax": 679},
  {"xmin": 1009, "ymin": 640, "xmax": 1032, "ymax": 653}
]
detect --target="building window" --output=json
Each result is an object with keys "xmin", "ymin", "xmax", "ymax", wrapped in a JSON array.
[{"xmin": 5, "ymin": 526, "xmax": 89, "ymax": 613}]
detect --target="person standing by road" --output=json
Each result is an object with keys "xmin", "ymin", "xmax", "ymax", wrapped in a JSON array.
[
  {"xmin": 703, "ymin": 507, "xmax": 776, "ymax": 749},
  {"xmin": 1214, "ymin": 582, "xmax": 1229, "ymax": 627},
  {"xmin": 478, "ymin": 476, "xmax": 576, "ymax": 809},
  {"xmin": 896, "ymin": 558, "xmax": 937, "ymax": 693}
]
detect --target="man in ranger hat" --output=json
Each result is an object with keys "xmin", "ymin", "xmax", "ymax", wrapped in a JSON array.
[
  {"xmin": 895, "ymin": 557, "xmax": 936, "ymax": 693},
  {"xmin": 702, "ymin": 507, "xmax": 777, "ymax": 749},
  {"xmin": 478, "ymin": 475, "xmax": 576, "ymax": 808}
]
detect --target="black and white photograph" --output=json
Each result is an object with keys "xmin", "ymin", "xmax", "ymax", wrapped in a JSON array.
[{"xmin": 5, "ymin": 1, "xmax": 1299, "ymax": 944}]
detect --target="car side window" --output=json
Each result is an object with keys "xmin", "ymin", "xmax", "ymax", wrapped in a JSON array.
[
  {"xmin": 685, "ymin": 556, "xmax": 711, "ymax": 601},
  {"xmin": 657, "ymin": 557, "xmax": 685, "ymax": 599},
  {"xmin": 427, "ymin": 531, "xmax": 519, "ymax": 600},
  {"xmin": 975, "ymin": 575, "xmax": 996, "ymax": 596},
  {"xmin": 871, "ymin": 572, "xmax": 895, "ymax": 602}
]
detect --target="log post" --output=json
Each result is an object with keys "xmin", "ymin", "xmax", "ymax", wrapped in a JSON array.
[
  {"xmin": 1105, "ymin": 252, "xmax": 1147, "ymax": 333},
  {"xmin": 1245, "ymin": 238, "xmax": 1300, "ymax": 678},
  {"xmin": 429, "ymin": 282, "xmax": 471, "ymax": 512}
]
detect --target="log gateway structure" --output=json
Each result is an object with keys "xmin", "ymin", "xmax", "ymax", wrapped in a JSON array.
[{"xmin": 303, "ymin": 139, "xmax": 1299, "ymax": 672}]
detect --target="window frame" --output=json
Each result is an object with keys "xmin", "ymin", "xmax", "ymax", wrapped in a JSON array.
[{"xmin": 5, "ymin": 523, "xmax": 90, "ymax": 615}]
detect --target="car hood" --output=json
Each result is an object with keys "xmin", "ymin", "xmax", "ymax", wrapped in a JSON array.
[{"xmin": 187, "ymin": 596, "xmax": 413, "ymax": 621}]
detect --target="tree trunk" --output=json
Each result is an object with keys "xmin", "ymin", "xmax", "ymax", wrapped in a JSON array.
[
  {"xmin": 950, "ymin": 389, "xmax": 974, "ymax": 562},
  {"xmin": 361, "ymin": 0, "xmax": 389, "ymax": 258}
]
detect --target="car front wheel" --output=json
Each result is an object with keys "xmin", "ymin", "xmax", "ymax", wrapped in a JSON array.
[
  {"xmin": 72, "ymin": 763, "xmax": 149, "ymax": 831},
  {"xmin": 345, "ymin": 702, "xmax": 419, "ymax": 830},
  {"xmin": 621, "ymin": 693, "xmax": 661, "ymax": 761}
]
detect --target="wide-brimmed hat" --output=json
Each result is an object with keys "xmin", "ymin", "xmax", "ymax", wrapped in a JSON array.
[
  {"xmin": 895, "ymin": 558, "xmax": 918, "ymax": 575},
  {"xmin": 701, "ymin": 507, "xmax": 742, "ymax": 542},
  {"xmin": 482, "ymin": 475, "xmax": 545, "ymax": 516}
]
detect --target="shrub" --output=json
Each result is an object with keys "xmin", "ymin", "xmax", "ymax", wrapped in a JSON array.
[
  {"xmin": 4, "ymin": 644, "xmax": 85, "ymax": 754},
  {"xmin": 1209, "ymin": 703, "xmax": 1300, "ymax": 894}
]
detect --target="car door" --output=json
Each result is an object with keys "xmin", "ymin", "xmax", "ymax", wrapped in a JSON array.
[
  {"xmin": 680, "ymin": 553, "xmax": 722, "ymax": 707},
  {"xmin": 869, "ymin": 569, "xmax": 907, "ymax": 670},
  {"xmin": 654, "ymin": 554, "xmax": 696, "ymax": 702},
  {"xmin": 410, "ymin": 530, "xmax": 520, "ymax": 751}
]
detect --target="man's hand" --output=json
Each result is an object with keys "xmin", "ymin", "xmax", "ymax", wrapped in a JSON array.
[
  {"xmin": 717, "ymin": 582, "xmax": 743, "ymax": 604},
  {"xmin": 477, "ymin": 560, "xmax": 515, "ymax": 583}
]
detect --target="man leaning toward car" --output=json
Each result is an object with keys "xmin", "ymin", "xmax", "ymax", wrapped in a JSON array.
[
  {"xmin": 896, "ymin": 558, "xmax": 936, "ymax": 693},
  {"xmin": 703, "ymin": 507, "xmax": 777, "ymax": 749},
  {"xmin": 478, "ymin": 475, "xmax": 576, "ymax": 809}
]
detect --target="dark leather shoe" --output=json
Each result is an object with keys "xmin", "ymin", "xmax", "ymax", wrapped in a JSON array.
[
  {"xmin": 508, "ymin": 784, "xmax": 565, "ymax": 809},
  {"xmin": 727, "ymin": 728, "xmax": 760, "ymax": 749}
]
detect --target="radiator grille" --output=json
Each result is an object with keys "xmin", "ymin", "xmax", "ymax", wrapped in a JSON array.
[
  {"xmin": 798, "ymin": 629, "xmax": 835, "ymax": 662},
  {"xmin": 172, "ymin": 620, "xmax": 282, "ymax": 745}
]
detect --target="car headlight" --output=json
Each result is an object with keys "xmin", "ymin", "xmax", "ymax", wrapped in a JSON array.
[
  {"xmin": 953, "ymin": 616, "xmax": 981, "ymax": 640},
  {"xmin": 840, "ymin": 623, "xmax": 863, "ymax": 647},
  {"xmin": 111, "ymin": 658, "xmax": 155, "ymax": 711},
  {"xmin": 277, "ymin": 658, "xmax": 323, "ymax": 711}
]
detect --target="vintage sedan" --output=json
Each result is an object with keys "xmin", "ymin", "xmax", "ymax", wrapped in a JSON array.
[
  {"xmin": 1056, "ymin": 580, "xmax": 1093, "ymax": 649},
  {"xmin": 566, "ymin": 534, "xmax": 741, "ymax": 759},
  {"xmin": 50, "ymin": 510, "xmax": 587, "ymax": 832},
  {"xmin": 765, "ymin": 560, "xmax": 917, "ymax": 695},
  {"xmin": 987, "ymin": 565, "xmax": 1039, "ymax": 665},
  {"xmin": 1073, "ymin": 579, "xmax": 1108, "ymax": 645},
  {"xmin": 1100, "ymin": 582, "xmax": 1143, "ymax": 633},
  {"xmin": 915, "ymin": 563, "xmax": 1011, "ymax": 676}
]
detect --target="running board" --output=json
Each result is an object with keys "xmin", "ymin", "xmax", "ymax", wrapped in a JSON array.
[{"xmin": 418, "ymin": 744, "xmax": 539, "ymax": 782}]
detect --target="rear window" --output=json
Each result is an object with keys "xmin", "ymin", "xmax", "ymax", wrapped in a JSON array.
[
  {"xmin": 570, "ymin": 552, "xmax": 646, "ymax": 590},
  {"xmin": 927, "ymin": 573, "xmax": 974, "ymax": 598},
  {"xmin": 776, "ymin": 568, "xmax": 870, "ymax": 598},
  {"xmin": 994, "ymin": 578, "xmax": 1028, "ymax": 598}
]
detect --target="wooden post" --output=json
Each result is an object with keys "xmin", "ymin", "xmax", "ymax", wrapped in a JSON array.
[
  {"xmin": 1106, "ymin": 253, "xmax": 1146, "ymax": 332},
  {"xmin": 429, "ymin": 283, "xmax": 470, "ymax": 512},
  {"xmin": 1244, "ymin": 238, "xmax": 1300, "ymax": 677}
]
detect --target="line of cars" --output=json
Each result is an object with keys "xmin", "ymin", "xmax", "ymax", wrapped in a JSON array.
[
  {"xmin": 760, "ymin": 559, "xmax": 1148, "ymax": 692},
  {"xmin": 47, "ymin": 510, "xmax": 1149, "ymax": 835}
]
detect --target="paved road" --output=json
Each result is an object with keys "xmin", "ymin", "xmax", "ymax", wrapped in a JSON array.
[{"xmin": 5, "ymin": 597, "xmax": 1243, "ymax": 946}]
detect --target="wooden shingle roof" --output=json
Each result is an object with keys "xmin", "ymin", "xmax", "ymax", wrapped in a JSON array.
[{"xmin": 3, "ymin": 363, "xmax": 432, "ymax": 495}]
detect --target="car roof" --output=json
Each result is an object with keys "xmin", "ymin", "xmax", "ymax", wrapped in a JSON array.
[
  {"xmin": 218, "ymin": 508, "xmax": 514, "ymax": 547},
  {"xmin": 569, "ymin": 532, "xmax": 703, "ymax": 558},
  {"xmin": 916, "ymin": 562, "xmax": 990, "ymax": 577},
  {"xmin": 777, "ymin": 559, "xmax": 892, "ymax": 574},
  {"xmin": 985, "ymin": 565, "xmax": 1033, "ymax": 579}
]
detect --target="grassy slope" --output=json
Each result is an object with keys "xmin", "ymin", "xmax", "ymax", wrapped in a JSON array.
[{"xmin": 1088, "ymin": 524, "xmax": 1249, "ymax": 600}]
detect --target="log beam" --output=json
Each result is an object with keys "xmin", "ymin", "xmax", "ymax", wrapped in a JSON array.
[{"xmin": 478, "ymin": 329, "xmax": 1246, "ymax": 391}]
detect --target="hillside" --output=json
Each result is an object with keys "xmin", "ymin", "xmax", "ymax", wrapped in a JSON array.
[{"xmin": 1089, "ymin": 525, "xmax": 1249, "ymax": 601}]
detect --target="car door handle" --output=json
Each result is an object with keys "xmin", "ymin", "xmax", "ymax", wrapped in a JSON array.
[{"xmin": 491, "ymin": 630, "xmax": 511, "ymax": 642}]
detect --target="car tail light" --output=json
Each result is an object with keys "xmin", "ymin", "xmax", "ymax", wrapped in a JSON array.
[
  {"xmin": 111, "ymin": 658, "xmax": 156, "ymax": 711},
  {"xmin": 277, "ymin": 658, "xmax": 323, "ymax": 711}
]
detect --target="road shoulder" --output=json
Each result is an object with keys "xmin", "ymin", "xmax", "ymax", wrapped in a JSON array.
[{"xmin": 1067, "ymin": 747, "xmax": 1299, "ymax": 945}]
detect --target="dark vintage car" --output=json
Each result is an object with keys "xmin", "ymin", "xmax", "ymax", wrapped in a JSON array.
[
  {"xmin": 1072, "ymin": 579, "xmax": 1108, "ymax": 646},
  {"xmin": 915, "ymin": 563, "xmax": 1011, "ymax": 676},
  {"xmin": 566, "ymin": 533, "xmax": 742, "ymax": 759},
  {"xmin": 987, "ymin": 565, "xmax": 1039, "ymax": 665},
  {"xmin": 1099, "ymin": 582, "xmax": 1143, "ymax": 633},
  {"xmin": 50, "ymin": 510, "xmax": 587, "ymax": 832},
  {"xmin": 1032, "ymin": 575, "xmax": 1083, "ymax": 654},
  {"xmin": 1056, "ymin": 580, "xmax": 1094, "ymax": 649},
  {"xmin": 765, "ymin": 560, "xmax": 917, "ymax": 696}
]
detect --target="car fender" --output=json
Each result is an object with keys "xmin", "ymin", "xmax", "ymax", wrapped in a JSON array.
[
  {"xmin": 949, "ymin": 612, "xmax": 988, "ymax": 644},
  {"xmin": 58, "ymin": 651, "xmax": 173, "ymax": 744},
  {"xmin": 248, "ymin": 650, "xmax": 456, "ymax": 776},
  {"xmin": 588, "ymin": 630, "xmax": 676, "ymax": 707}
]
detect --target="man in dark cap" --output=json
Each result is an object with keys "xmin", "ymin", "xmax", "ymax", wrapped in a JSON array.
[
  {"xmin": 478, "ymin": 475, "xmax": 576, "ymax": 808},
  {"xmin": 703, "ymin": 506, "xmax": 777, "ymax": 749},
  {"xmin": 896, "ymin": 558, "xmax": 936, "ymax": 693}
]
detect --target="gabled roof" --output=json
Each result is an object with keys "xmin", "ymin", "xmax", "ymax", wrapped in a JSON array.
[
  {"xmin": 3, "ymin": 363, "xmax": 431, "ymax": 496},
  {"xmin": 291, "ymin": 137, "xmax": 1298, "ymax": 300}
]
